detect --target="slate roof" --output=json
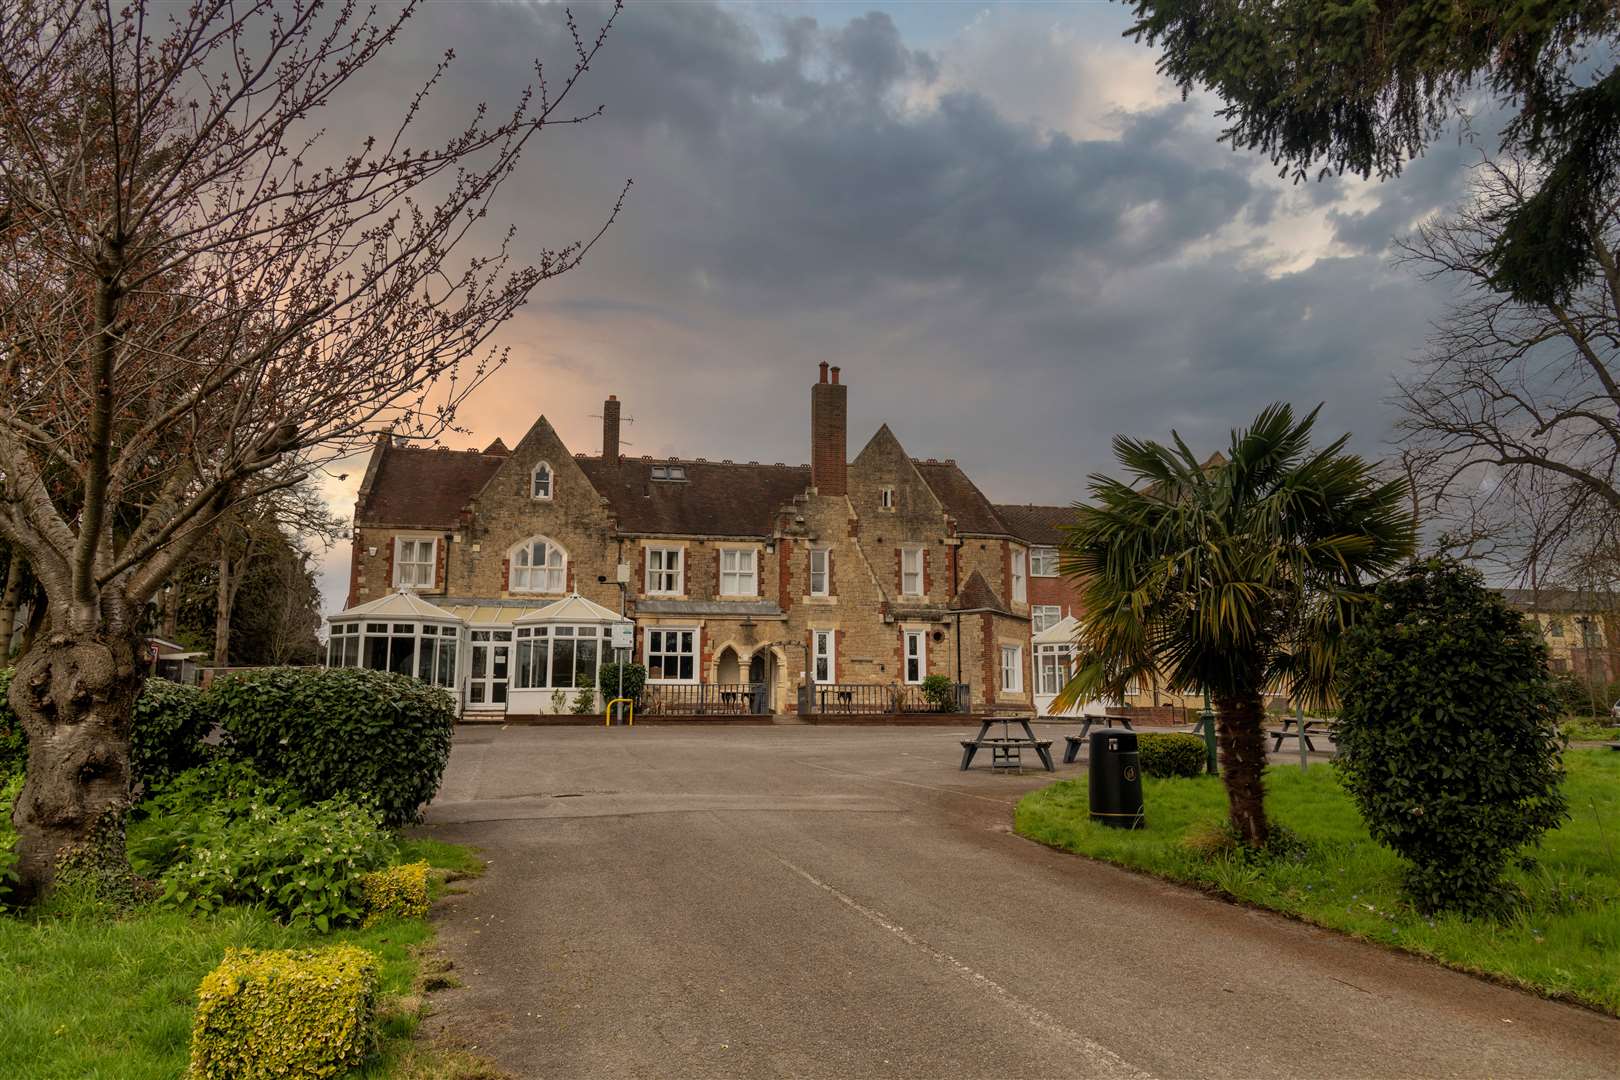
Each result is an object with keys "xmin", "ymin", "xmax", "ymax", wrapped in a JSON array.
[
  {"xmin": 357, "ymin": 445, "xmax": 506, "ymax": 527},
  {"xmin": 1497, "ymin": 588, "xmax": 1620, "ymax": 614},
  {"xmin": 951, "ymin": 569, "xmax": 1017, "ymax": 616},
  {"xmin": 910, "ymin": 460, "xmax": 1010, "ymax": 536},
  {"xmin": 575, "ymin": 456, "xmax": 810, "ymax": 537},
  {"xmin": 993, "ymin": 503, "xmax": 1076, "ymax": 546}
]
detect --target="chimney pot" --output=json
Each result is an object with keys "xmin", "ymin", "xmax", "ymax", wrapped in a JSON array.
[
  {"xmin": 818, "ymin": 361, "xmax": 829, "ymax": 384},
  {"xmin": 830, "ymin": 365, "xmax": 840, "ymax": 385}
]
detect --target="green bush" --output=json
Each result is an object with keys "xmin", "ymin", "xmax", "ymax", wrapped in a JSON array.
[
  {"xmin": 0, "ymin": 670, "xmax": 22, "ymax": 779},
  {"xmin": 357, "ymin": 861, "xmax": 430, "ymax": 926},
  {"xmin": 1335, "ymin": 558, "xmax": 1568, "ymax": 914},
  {"xmin": 1136, "ymin": 732, "xmax": 1206, "ymax": 778},
  {"xmin": 144, "ymin": 786, "xmax": 395, "ymax": 930},
  {"xmin": 921, "ymin": 674, "xmax": 958, "ymax": 712},
  {"xmin": 127, "ymin": 758, "xmax": 303, "ymax": 876},
  {"xmin": 211, "ymin": 667, "xmax": 454, "ymax": 827},
  {"xmin": 596, "ymin": 660, "xmax": 647, "ymax": 705},
  {"xmin": 190, "ymin": 945, "xmax": 380, "ymax": 1079},
  {"xmin": 571, "ymin": 672, "xmax": 596, "ymax": 715},
  {"xmin": 0, "ymin": 772, "xmax": 21, "ymax": 904},
  {"xmin": 0, "ymin": 670, "xmax": 212, "ymax": 790},
  {"xmin": 130, "ymin": 678, "xmax": 212, "ymax": 792}
]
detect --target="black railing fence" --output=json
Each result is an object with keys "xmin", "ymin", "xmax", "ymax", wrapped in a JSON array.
[
  {"xmin": 798, "ymin": 682, "xmax": 970, "ymax": 716},
  {"xmin": 640, "ymin": 682, "xmax": 768, "ymax": 715}
]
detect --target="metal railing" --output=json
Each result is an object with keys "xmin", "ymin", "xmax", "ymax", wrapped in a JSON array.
[
  {"xmin": 640, "ymin": 682, "xmax": 768, "ymax": 716},
  {"xmin": 895, "ymin": 683, "xmax": 971, "ymax": 713}
]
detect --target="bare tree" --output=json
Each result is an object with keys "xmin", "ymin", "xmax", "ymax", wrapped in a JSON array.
[
  {"xmin": 0, "ymin": 0, "xmax": 625, "ymax": 898},
  {"xmin": 1396, "ymin": 157, "xmax": 1620, "ymax": 579}
]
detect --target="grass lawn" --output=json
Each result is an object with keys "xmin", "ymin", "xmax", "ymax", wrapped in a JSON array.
[
  {"xmin": 1016, "ymin": 750, "xmax": 1620, "ymax": 1015},
  {"xmin": 0, "ymin": 836, "xmax": 489, "ymax": 1080}
]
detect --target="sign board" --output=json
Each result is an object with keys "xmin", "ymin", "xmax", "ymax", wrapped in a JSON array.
[{"xmin": 610, "ymin": 623, "xmax": 634, "ymax": 650}]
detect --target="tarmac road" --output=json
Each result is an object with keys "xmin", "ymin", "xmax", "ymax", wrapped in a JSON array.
[{"xmin": 415, "ymin": 724, "xmax": 1620, "ymax": 1079}]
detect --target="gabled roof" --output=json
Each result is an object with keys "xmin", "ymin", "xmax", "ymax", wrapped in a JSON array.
[
  {"xmin": 993, "ymin": 503, "xmax": 1075, "ymax": 546},
  {"xmin": 331, "ymin": 589, "xmax": 462, "ymax": 622},
  {"xmin": 357, "ymin": 444, "xmax": 506, "ymax": 528},
  {"xmin": 1033, "ymin": 614, "xmax": 1080, "ymax": 645},
  {"xmin": 951, "ymin": 569, "xmax": 1017, "ymax": 616},
  {"xmin": 575, "ymin": 456, "xmax": 809, "ymax": 537},
  {"xmin": 910, "ymin": 459, "xmax": 1010, "ymax": 536},
  {"xmin": 515, "ymin": 593, "xmax": 630, "ymax": 624}
]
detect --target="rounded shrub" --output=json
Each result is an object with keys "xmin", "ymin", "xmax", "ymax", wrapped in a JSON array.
[
  {"xmin": 1335, "ymin": 558, "xmax": 1568, "ymax": 914},
  {"xmin": 596, "ymin": 660, "xmax": 647, "ymax": 705},
  {"xmin": 210, "ymin": 667, "xmax": 455, "ymax": 827},
  {"xmin": 1136, "ymin": 732, "xmax": 1206, "ymax": 778}
]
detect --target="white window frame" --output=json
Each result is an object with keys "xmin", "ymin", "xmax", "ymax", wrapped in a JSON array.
[
  {"xmin": 719, "ymin": 547, "xmax": 758, "ymax": 596},
  {"xmin": 1035, "ymin": 644, "xmax": 1071, "ymax": 696},
  {"xmin": 903, "ymin": 630, "xmax": 926, "ymax": 684},
  {"xmin": 509, "ymin": 536, "xmax": 568, "ymax": 594},
  {"xmin": 645, "ymin": 546, "xmax": 684, "ymax": 595},
  {"xmin": 393, "ymin": 537, "xmax": 436, "ymax": 590},
  {"xmin": 1011, "ymin": 547, "xmax": 1027, "ymax": 604},
  {"xmin": 1032, "ymin": 605, "xmax": 1063, "ymax": 633},
  {"xmin": 809, "ymin": 547, "xmax": 830, "ymax": 597},
  {"xmin": 812, "ymin": 629, "xmax": 836, "ymax": 684},
  {"xmin": 1031, "ymin": 546, "xmax": 1059, "ymax": 577},
  {"xmin": 531, "ymin": 461, "xmax": 553, "ymax": 501},
  {"xmin": 644, "ymin": 627, "xmax": 698, "ymax": 683},
  {"xmin": 1000, "ymin": 645, "xmax": 1023, "ymax": 693},
  {"xmin": 900, "ymin": 546, "xmax": 923, "ymax": 597},
  {"xmin": 880, "ymin": 487, "xmax": 895, "ymax": 509}
]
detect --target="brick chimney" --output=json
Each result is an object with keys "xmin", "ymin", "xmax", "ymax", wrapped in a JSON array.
[
  {"xmin": 602, "ymin": 395, "xmax": 620, "ymax": 464},
  {"xmin": 810, "ymin": 363, "xmax": 847, "ymax": 495}
]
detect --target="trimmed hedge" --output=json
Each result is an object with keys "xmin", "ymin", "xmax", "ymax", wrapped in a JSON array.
[
  {"xmin": 358, "ymin": 861, "xmax": 430, "ymax": 926},
  {"xmin": 1136, "ymin": 732, "xmax": 1206, "ymax": 778},
  {"xmin": 0, "ymin": 670, "xmax": 212, "ymax": 790},
  {"xmin": 190, "ymin": 945, "xmax": 380, "ymax": 1079},
  {"xmin": 212, "ymin": 667, "xmax": 454, "ymax": 827}
]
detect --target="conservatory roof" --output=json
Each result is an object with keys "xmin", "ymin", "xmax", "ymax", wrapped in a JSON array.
[
  {"xmin": 1032, "ymin": 614, "xmax": 1080, "ymax": 646},
  {"xmin": 329, "ymin": 589, "xmax": 461, "ymax": 623},
  {"xmin": 513, "ymin": 593, "xmax": 631, "ymax": 625}
]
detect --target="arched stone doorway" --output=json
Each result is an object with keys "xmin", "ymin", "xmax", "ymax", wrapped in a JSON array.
[
  {"xmin": 747, "ymin": 648, "xmax": 783, "ymax": 713},
  {"xmin": 716, "ymin": 644, "xmax": 742, "ymax": 685}
]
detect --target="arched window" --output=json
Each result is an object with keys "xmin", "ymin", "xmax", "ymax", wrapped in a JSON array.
[
  {"xmin": 511, "ymin": 536, "xmax": 567, "ymax": 593},
  {"xmin": 531, "ymin": 461, "xmax": 553, "ymax": 500}
]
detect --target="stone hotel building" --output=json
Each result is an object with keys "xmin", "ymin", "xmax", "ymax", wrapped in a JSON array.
[{"xmin": 330, "ymin": 365, "xmax": 1083, "ymax": 720}]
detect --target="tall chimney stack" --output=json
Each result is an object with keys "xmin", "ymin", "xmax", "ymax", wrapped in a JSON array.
[
  {"xmin": 602, "ymin": 395, "xmax": 621, "ymax": 465},
  {"xmin": 810, "ymin": 365, "xmax": 847, "ymax": 495}
]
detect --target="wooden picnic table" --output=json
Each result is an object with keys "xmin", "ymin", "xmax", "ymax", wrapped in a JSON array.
[
  {"xmin": 959, "ymin": 715, "xmax": 1054, "ymax": 772},
  {"xmin": 1269, "ymin": 715, "xmax": 1339, "ymax": 753},
  {"xmin": 1062, "ymin": 714, "xmax": 1135, "ymax": 763}
]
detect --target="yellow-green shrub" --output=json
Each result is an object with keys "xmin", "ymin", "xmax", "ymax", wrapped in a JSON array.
[
  {"xmin": 189, "ymin": 945, "xmax": 379, "ymax": 1079},
  {"xmin": 357, "ymin": 861, "xmax": 430, "ymax": 926}
]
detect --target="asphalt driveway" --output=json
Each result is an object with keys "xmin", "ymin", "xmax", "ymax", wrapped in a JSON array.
[{"xmin": 416, "ymin": 724, "xmax": 1620, "ymax": 1079}]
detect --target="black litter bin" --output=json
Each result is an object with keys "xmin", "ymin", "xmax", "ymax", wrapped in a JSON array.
[{"xmin": 1089, "ymin": 729, "xmax": 1145, "ymax": 829}]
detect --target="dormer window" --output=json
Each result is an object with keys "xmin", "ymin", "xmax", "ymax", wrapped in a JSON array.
[
  {"xmin": 651, "ymin": 463, "xmax": 687, "ymax": 481},
  {"xmin": 531, "ymin": 462, "xmax": 553, "ymax": 500}
]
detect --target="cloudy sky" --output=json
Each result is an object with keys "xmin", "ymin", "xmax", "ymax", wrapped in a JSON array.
[{"xmin": 314, "ymin": 0, "xmax": 1491, "ymax": 613}]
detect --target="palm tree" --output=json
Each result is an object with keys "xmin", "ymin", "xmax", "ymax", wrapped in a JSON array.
[{"xmin": 1056, "ymin": 404, "xmax": 1416, "ymax": 847}]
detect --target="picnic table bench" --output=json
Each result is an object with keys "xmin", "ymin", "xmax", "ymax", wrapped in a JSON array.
[
  {"xmin": 1063, "ymin": 714, "xmax": 1135, "ymax": 763},
  {"xmin": 959, "ymin": 714, "xmax": 1054, "ymax": 772},
  {"xmin": 1269, "ymin": 716, "xmax": 1340, "ymax": 753}
]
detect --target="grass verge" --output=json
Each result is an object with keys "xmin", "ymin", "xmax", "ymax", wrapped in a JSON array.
[
  {"xmin": 0, "ymin": 839, "xmax": 492, "ymax": 1080},
  {"xmin": 1015, "ymin": 750, "xmax": 1620, "ymax": 1015}
]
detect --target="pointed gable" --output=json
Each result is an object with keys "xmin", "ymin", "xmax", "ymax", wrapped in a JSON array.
[
  {"xmin": 951, "ymin": 569, "xmax": 1015, "ymax": 616},
  {"xmin": 469, "ymin": 414, "xmax": 601, "ymax": 510}
]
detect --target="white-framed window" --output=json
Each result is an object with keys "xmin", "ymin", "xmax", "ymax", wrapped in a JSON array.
[
  {"xmin": 510, "ymin": 536, "xmax": 567, "ymax": 593},
  {"xmin": 1032, "ymin": 605, "xmax": 1063, "ymax": 633},
  {"xmin": 809, "ymin": 547, "xmax": 830, "ymax": 597},
  {"xmin": 645, "ymin": 627, "xmax": 697, "ymax": 682},
  {"xmin": 880, "ymin": 487, "xmax": 895, "ymax": 509},
  {"xmin": 1035, "ymin": 644, "xmax": 1071, "ymax": 696},
  {"xmin": 1011, "ymin": 547, "xmax": 1027, "ymax": 604},
  {"xmin": 646, "ymin": 547, "xmax": 683, "ymax": 595},
  {"xmin": 393, "ymin": 537, "xmax": 436, "ymax": 589},
  {"xmin": 812, "ymin": 629, "xmax": 836, "ymax": 683},
  {"xmin": 720, "ymin": 548, "xmax": 758, "ymax": 596},
  {"xmin": 1000, "ymin": 645, "xmax": 1023, "ymax": 693},
  {"xmin": 531, "ymin": 461, "xmax": 553, "ymax": 500},
  {"xmin": 1031, "ymin": 546, "xmax": 1059, "ymax": 576},
  {"xmin": 900, "ymin": 546, "xmax": 923, "ymax": 597},
  {"xmin": 904, "ymin": 630, "xmax": 926, "ymax": 684},
  {"xmin": 651, "ymin": 463, "xmax": 687, "ymax": 481}
]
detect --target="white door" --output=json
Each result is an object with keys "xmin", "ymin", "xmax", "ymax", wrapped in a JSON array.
[{"xmin": 468, "ymin": 629, "xmax": 512, "ymax": 707}]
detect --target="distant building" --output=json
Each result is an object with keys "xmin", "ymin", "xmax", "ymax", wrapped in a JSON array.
[
  {"xmin": 1498, "ymin": 589, "xmax": 1618, "ymax": 684},
  {"xmin": 329, "ymin": 366, "xmax": 1050, "ymax": 719}
]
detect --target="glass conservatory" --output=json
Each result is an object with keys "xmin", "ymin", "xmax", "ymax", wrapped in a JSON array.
[
  {"xmin": 324, "ymin": 590, "xmax": 463, "ymax": 690},
  {"xmin": 508, "ymin": 593, "xmax": 632, "ymax": 714}
]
